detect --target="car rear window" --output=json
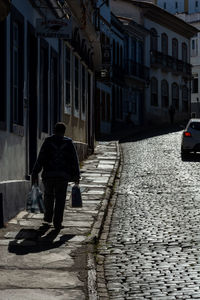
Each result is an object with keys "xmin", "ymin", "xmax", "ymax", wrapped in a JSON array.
[{"xmin": 189, "ymin": 122, "xmax": 200, "ymax": 131}]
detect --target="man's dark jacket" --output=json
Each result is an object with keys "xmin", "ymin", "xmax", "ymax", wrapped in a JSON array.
[{"xmin": 32, "ymin": 135, "xmax": 80, "ymax": 182}]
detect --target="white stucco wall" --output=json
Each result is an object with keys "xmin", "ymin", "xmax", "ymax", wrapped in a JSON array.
[
  {"xmin": 157, "ymin": 0, "xmax": 200, "ymax": 15},
  {"xmin": 156, "ymin": 0, "xmax": 185, "ymax": 14},
  {"xmin": 110, "ymin": 0, "xmax": 143, "ymax": 25},
  {"xmin": 145, "ymin": 17, "xmax": 190, "ymax": 121},
  {"xmin": 1, "ymin": 1, "xmax": 60, "ymax": 183}
]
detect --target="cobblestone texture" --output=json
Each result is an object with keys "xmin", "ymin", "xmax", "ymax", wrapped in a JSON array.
[
  {"xmin": 101, "ymin": 130, "xmax": 200, "ymax": 300},
  {"xmin": 0, "ymin": 141, "xmax": 120, "ymax": 300}
]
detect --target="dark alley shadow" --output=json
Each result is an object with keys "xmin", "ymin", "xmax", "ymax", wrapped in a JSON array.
[
  {"xmin": 8, "ymin": 224, "xmax": 75, "ymax": 255},
  {"xmin": 98, "ymin": 124, "xmax": 184, "ymax": 144},
  {"xmin": 181, "ymin": 152, "xmax": 200, "ymax": 162}
]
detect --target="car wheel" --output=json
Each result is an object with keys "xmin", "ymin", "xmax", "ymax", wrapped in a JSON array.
[{"xmin": 181, "ymin": 148, "xmax": 190, "ymax": 159}]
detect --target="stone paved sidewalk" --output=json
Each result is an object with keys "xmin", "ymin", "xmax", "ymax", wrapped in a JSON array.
[{"xmin": 0, "ymin": 141, "xmax": 120, "ymax": 300}]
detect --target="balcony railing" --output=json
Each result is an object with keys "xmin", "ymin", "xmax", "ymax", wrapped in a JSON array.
[
  {"xmin": 124, "ymin": 60, "xmax": 150, "ymax": 82},
  {"xmin": 150, "ymin": 50, "xmax": 191, "ymax": 77}
]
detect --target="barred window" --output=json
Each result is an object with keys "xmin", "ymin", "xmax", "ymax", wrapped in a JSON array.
[
  {"xmin": 162, "ymin": 33, "xmax": 168, "ymax": 55},
  {"xmin": 182, "ymin": 86, "xmax": 188, "ymax": 112},
  {"xmin": 150, "ymin": 28, "xmax": 158, "ymax": 51},
  {"xmin": 161, "ymin": 80, "xmax": 169, "ymax": 108},
  {"xmin": 172, "ymin": 83, "xmax": 179, "ymax": 110},
  {"xmin": 65, "ymin": 45, "xmax": 71, "ymax": 108},
  {"xmin": 151, "ymin": 77, "xmax": 158, "ymax": 106},
  {"xmin": 74, "ymin": 56, "xmax": 79, "ymax": 111},
  {"xmin": 172, "ymin": 38, "xmax": 178, "ymax": 59}
]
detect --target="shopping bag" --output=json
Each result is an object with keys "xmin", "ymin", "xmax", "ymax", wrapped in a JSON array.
[
  {"xmin": 26, "ymin": 185, "xmax": 45, "ymax": 213},
  {"xmin": 71, "ymin": 184, "xmax": 82, "ymax": 207}
]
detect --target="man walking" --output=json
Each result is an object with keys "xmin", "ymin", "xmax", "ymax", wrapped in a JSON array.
[{"xmin": 32, "ymin": 122, "xmax": 80, "ymax": 230}]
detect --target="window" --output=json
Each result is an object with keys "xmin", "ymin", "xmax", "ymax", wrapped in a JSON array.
[
  {"xmin": 113, "ymin": 39, "xmax": 116, "ymax": 64},
  {"xmin": 151, "ymin": 77, "xmax": 158, "ymax": 106},
  {"xmin": 13, "ymin": 22, "xmax": 19, "ymax": 124},
  {"xmin": 192, "ymin": 77, "xmax": 198, "ymax": 93},
  {"xmin": 82, "ymin": 64, "xmax": 86, "ymax": 115},
  {"xmin": 196, "ymin": 1, "xmax": 199, "ymax": 8},
  {"xmin": 191, "ymin": 39, "xmax": 198, "ymax": 56},
  {"xmin": 172, "ymin": 83, "xmax": 179, "ymax": 110},
  {"xmin": 120, "ymin": 45, "xmax": 123, "ymax": 67},
  {"xmin": 182, "ymin": 86, "xmax": 188, "ymax": 112},
  {"xmin": 40, "ymin": 41, "xmax": 49, "ymax": 133},
  {"xmin": 175, "ymin": 1, "xmax": 178, "ymax": 9},
  {"xmin": 117, "ymin": 42, "xmax": 120, "ymax": 65},
  {"xmin": 0, "ymin": 19, "xmax": 6, "ymax": 128},
  {"xmin": 74, "ymin": 56, "xmax": 79, "ymax": 111},
  {"xmin": 192, "ymin": 39, "xmax": 195, "ymax": 50},
  {"xmin": 131, "ymin": 38, "xmax": 136, "ymax": 61},
  {"xmin": 150, "ymin": 28, "xmax": 158, "ymax": 51},
  {"xmin": 172, "ymin": 38, "xmax": 178, "ymax": 59},
  {"xmin": 161, "ymin": 33, "xmax": 168, "ymax": 55},
  {"xmin": 11, "ymin": 8, "xmax": 24, "ymax": 129},
  {"xmin": 138, "ymin": 42, "xmax": 144, "ymax": 64},
  {"xmin": 64, "ymin": 45, "xmax": 71, "ymax": 112},
  {"xmin": 120, "ymin": 88, "xmax": 123, "ymax": 119},
  {"xmin": 190, "ymin": 121, "xmax": 200, "ymax": 130},
  {"xmin": 161, "ymin": 80, "xmax": 169, "ymax": 108},
  {"xmin": 164, "ymin": 2, "xmax": 166, "ymax": 9},
  {"xmin": 106, "ymin": 93, "xmax": 110, "ymax": 121},
  {"xmin": 182, "ymin": 43, "xmax": 187, "ymax": 62},
  {"xmin": 101, "ymin": 91, "xmax": 106, "ymax": 121}
]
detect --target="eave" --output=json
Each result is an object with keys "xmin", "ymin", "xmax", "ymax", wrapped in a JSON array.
[{"xmin": 129, "ymin": 0, "xmax": 198, "ymax": 38}]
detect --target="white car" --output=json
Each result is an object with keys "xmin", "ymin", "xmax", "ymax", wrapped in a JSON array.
[{"xmin": 181, "ymin": 118, "xmax": 200, "ymax": 157}]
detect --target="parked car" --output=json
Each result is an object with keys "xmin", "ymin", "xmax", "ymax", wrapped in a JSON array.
[{"xmin": 181, "ymin": 119, "xmax": 200, "ymax": 157}]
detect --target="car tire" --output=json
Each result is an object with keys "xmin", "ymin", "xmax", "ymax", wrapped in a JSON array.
[{"xmin": 181, "ymin": 148, "xmax": 190, "ymax": 159}]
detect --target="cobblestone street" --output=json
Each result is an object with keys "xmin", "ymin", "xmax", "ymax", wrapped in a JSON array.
[{"xmin": 102, "ymin": 129, "xmax": 200, "ymax": 300}]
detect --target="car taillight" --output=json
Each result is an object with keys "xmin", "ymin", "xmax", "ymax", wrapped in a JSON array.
[{"xmin": 184, "ymin": 131, "xmax": 192, "ymax": 137}]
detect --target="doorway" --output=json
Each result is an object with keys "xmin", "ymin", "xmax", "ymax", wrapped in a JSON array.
[
  {"xmin": 50, "ymin": 49, "xmax": 59, "ymax": 133},
  {"xmin": 28, "ymin": 24, "xmax": 38, "ymax": 174}
]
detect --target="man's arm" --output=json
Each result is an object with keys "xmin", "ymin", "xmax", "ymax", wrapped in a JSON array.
[
  {"xmin": 31, "ymin": 139, "xmax": 47, "ymax": 183},
  {"xmin": 70, "ymin": 141, "xmax": 80, "ymax": 183}
]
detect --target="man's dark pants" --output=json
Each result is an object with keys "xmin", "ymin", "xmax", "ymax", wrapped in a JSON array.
[{"xmin": 43, "ymin": 178, "xmax": 68, "ymax": 227}]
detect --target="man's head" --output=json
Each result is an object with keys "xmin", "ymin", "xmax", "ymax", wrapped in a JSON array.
[{"xmin": 54, "ymin": 122, "xmax": 66, "ymax": 136}]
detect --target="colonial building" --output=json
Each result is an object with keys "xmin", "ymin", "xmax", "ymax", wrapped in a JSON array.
[
  {"xmin": 61, "ymin": 0, "xmax": 101, "ymax": 148},
  {"xmin": 111, "ymin": 0, "xmax": 197, "ymax": 125},
  {"xmin": 118, "ymin": 15, "xmax": 149, "ymax": 126},
  {"xmin": 94, "ymin": 0, "xmax": 112, "ymax": 137},
  {"xmin": 155, "ymin": 0, "xmax": 200, "ymax": 118},
  {"xmin": 0, "ymin": 0, "xmax": 99, "ymax": 225},
  {"xmin": 110, "ymin": 13, "xmax": 125, "ymax": 130}
]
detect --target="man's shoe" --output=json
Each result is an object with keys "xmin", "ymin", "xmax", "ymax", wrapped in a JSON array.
[
  {"xmin": 42, "ymin": 221, "xmax": 51, "ymax": 227},
  {"xmin": 54, "ymin": 224, "xmax": 64, "ymax": 230}
]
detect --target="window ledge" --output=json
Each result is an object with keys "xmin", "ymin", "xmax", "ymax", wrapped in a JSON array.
[{"xmin": 12, "ymin": 124, "xmax": 24, "ymax": 137}]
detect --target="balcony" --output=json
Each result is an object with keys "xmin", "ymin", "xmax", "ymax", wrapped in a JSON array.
[
  {"xmin": 150, "ymin": 50, "xmax": 192, "ymax": 78},
  {"xmin": 124, "ymin": 60, "xmax": 150, "ymax": 82}
]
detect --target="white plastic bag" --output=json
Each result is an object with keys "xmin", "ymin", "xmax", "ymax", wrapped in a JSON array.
[{"xmin": 26, "ymin": 185, "xmax": 45, "ymax": 213}]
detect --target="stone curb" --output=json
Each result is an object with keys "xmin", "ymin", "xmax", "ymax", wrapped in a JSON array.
[
  {"xmin": 87, "ymin": 141, "xmax": 121, "ymax": 300},
  {"xmin": 95, "ymin": 145, "xmax": 123, "ymax": 300}
]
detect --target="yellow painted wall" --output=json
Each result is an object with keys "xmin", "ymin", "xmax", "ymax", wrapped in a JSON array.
[{"xmin": 63, "ymin": 114, "xmax": 87, "ymax": 143}]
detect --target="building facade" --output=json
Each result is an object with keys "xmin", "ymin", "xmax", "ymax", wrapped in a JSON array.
[
  {"xmin": 0, "ymin": 0, "xmax": 99, "ymax": 224},
  {"xmin": 120, "ymin": 16, "xmax": 149, "ymax": 126},
  {"xmin": 111, "ymin": 0, "xmax": 197, "ymax": 125},
  {"xmin": 155, "ymin": 0, "xmax": 200, "ymax": 118}
]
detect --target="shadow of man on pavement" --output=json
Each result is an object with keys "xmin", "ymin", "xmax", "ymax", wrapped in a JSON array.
[{"xmin": 8, "ymin": 224, "xmax": 75, "ymax": 255}]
